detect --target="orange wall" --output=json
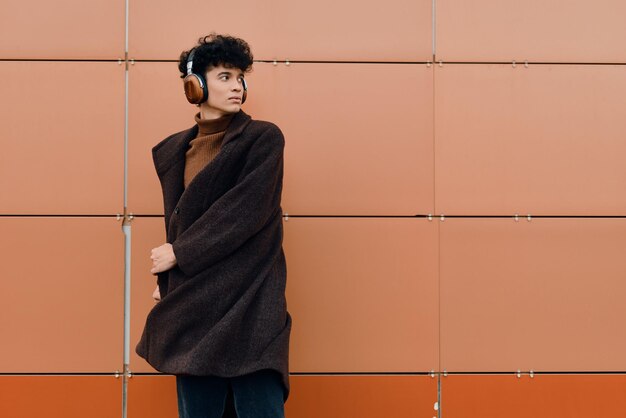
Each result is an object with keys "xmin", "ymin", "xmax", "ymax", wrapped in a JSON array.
[{"xmin": 1, "ymin": 1, "xmax": 625, "ymax": 417}]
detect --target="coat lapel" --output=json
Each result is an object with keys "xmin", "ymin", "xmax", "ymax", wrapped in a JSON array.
[
  {"xmin": 220, "ymin": 109, "xmax": 252, "ymax": 147},
  {"xmin": 152, "ymin": 128, "xmax": 193, "ymax": 177}
]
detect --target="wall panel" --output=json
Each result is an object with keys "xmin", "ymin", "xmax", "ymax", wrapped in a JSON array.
[
  {"xmin": 127, "ymin": 375, "xmax": 178, "ymax": 418},
  {"xmin": 284, "ymin": 218, "xmax": 438, "ymax": 372},
  {"xmin": 435, "ymin": 64, "xmax": 626, "ymax": 215},
  {"xmin": 442, "ymin": 374, "xmax": 626, "ymax": 418},
  {"xmin": 128, "ymin": 0, "xmax": 273, "ymax": 61},
  {"xmin": 270, "ymin": 0, "xmax": 431, "ymax": 61},
  {"xmin": 127, "ymin": 62, "xmax": 196, "ymax": 214},
  {"xmin": 436, "ymin": 0, "xmax": 626, "ymax": 62},
  {"xmin": 271, "ymin": 62, "xmax": 434, "ymax": 215},
  {"xmin": 286, "ymin": 375, "xmax": 437, "ymax": 418},
  {"xmin": 0, "ymin": 61, "xmax": 124, "ymax": 215},
  {"xmin": 0, "ymin": 217, "xmax": 124, "ymax": 372},
  {"xmin": 130, "ymin": 217, "xmax": 166, "ymax": 372},
  {"xmin": 0, "ymin": 0, "xmax": 124, "ymax": 59},
  {"xmin": 440, "ymin": 218, "xmax": 626, "ymax": 372},
  {"xmin": 132, "ymin": 217, "xmax": 439, "ymax": 373},
  {"xmin": 0, "ymin": 375, "xmax": 121, "ymax": 418},
  {"xmin": 129, "ymin": 0, "xmax": 431, "ymax": 61}
]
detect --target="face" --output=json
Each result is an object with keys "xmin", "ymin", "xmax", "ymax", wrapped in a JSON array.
[{"xmin": 201, "ymin": 64, "xmax": 245, "ymax": 117}]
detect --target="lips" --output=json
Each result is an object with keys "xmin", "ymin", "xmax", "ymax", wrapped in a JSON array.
[{"xmin": 229, "ymin": 97, "xmax": 241, "ymax": 101}]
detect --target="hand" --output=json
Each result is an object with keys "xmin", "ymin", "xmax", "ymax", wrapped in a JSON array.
[
  {"xmin": 150, "ymin": 243, "xmax": 177, "ymax": 274},
  {"xmin": 152, "ymin": 285, "xmax": 161, "ymax": 302}
]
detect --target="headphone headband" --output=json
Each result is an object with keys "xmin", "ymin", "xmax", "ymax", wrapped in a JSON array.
[{"xmin": 186, "ymin": 49, "xmax": 195, "ymax": 76}]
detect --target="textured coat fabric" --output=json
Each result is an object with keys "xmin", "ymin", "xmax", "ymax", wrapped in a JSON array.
[{"xmin": 135, "ymin": 109, "xmax": 292, "ymax": 401}]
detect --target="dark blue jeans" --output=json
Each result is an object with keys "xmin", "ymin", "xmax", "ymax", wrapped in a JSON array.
[{"xmin": 176, "ymin": 369, "xmax": 285, "ymax": 418}]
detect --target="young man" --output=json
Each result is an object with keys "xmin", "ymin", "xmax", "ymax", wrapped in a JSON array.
[{"xmin": 135, "ymin": 34, "xmax": 292, "ymax": 418}]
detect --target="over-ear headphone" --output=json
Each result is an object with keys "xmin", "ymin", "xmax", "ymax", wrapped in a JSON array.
[{"xmin": 183, "ymin": 48, "xmax": 248, "ymax": 105}]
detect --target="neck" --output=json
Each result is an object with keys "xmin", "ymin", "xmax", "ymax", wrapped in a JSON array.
[{"xmin": 199, "ymin": 104, "xmax": 234, "ymax": 120}]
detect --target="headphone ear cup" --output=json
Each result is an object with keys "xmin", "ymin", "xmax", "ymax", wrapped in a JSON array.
[{"xmin": 183, "ymin": 74, "xmax": 208, "ymax": 104}]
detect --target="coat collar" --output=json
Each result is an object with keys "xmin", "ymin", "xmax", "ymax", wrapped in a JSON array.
[{"xmin": 152, "ymin": 109, "xmax": 252, "ymax": 177}]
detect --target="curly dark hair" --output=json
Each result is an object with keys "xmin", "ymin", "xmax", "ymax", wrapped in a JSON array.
[{"xmin": 178, "ymin": 33, "xmax": 254, "ymax": 79}]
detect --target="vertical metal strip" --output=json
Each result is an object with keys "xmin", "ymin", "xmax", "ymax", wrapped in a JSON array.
[
  {"xmin": 438, "ymin": 373, "xmax": 442, "ymax": 418},
  {"xmin": 433, "ymin": 3, "xmax": 440, "ymax": 416},
  {"xmin": 123, "ymin": 0, "xmax": 129, "ymax": 209},
  {"xmin": 123, "ymin": 224, "xmax": 132, "ymax": 365},
  {"xmin": 122, "ymin": 222, "xmax": 131, "ymax": 418},
  {"xmin": 122, "ymin": 1, "xmax": 130, "ymax": 418},
  {"xmin": 431, "ymin": 3, "xmax": 439, "ymax": 417},
  {"xmin": 432, "ymin": 0, "xmax": 436, "ymax": 59},
  {"xmin": 125, "ymin": 0, "xmax": 129, "ymax": 57},
  {"xmin": 437, "ymin": 220, "xmax": 442, "ymax": 418}
]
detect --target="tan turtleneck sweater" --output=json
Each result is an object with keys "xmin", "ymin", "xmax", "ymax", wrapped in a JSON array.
[{"xmin": 184, "ymin": 112, "xmax": 235, "ymax": 188}]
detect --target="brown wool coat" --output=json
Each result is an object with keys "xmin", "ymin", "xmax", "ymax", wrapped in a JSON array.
[{"xmin": 135, "ymin": 109, "xmax": 292, "ymax": 401}]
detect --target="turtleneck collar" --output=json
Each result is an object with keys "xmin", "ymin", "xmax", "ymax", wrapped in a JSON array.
[{"xmin": 194, "ymin": 111, "xmax": 236, "ymax": 135}]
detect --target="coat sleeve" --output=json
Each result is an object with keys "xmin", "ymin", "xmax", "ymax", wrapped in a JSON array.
[{"xmin": 171, "ymin": 124, "xmax": 285, "ymax": 277}]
